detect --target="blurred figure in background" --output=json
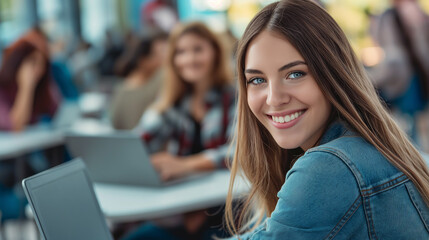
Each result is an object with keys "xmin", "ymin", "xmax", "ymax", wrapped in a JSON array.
[
  {"xmin": 110, "ymin": 32, "xmax": 168, "ymax": 130},
  {"xmin": 67, "ymin": 37, "xmax": 100, "ymax": 93},
  {"xmin": 218, "ymin": 29, "xmax": 238, "ymax": 77},
  {"xmin": 124, "ymin": 22, "xmax": 235, "ymax": 240},
  {"xmin": 0, "ymin": 27, "xmax": 61, "ymax": 223},
  {"xmin": 368, "ymin": 0, "xmax": 429, "ymax": 141},
  {"xmin": 97, "ymin": 29, "xmax": 127, "ymax": 77},
  {"xmin": 142, "ymin": 0, "xmax": 178, "ymax": 33},
  {"xmin": 0, "ymin": 28, "xmax": 59, "ymax": 131}
]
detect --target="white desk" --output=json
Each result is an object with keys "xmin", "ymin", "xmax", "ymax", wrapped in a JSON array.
[
  {"xmin": 0, "ymin": 118, "xmax": 113, "ymax": 161},
  {"xmin": 0, "ymin": 126, "xmax": 64, "ymax": 161},
  {"xmin": 94, "ymin": 170, "xmax": 249, "ymax": 223}
]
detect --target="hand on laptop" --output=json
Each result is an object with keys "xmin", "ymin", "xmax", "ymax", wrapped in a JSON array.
[
  {"xmin": 151, "ymin": 152, "xmax": 192, "ymax": 181},
  {"xmin": 151, "ymin": 152, "xmax": 216, "ymax": 181}
]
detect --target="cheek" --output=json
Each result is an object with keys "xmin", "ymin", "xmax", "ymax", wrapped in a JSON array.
[
  {"xmin": 321, "ymin": 98, "xmax": 332, "ymax": 118},
  {"xmin": 301, "ymin": 79, "xmax": 328, "ymax": 108},
  {"xmin": 173, "ymin": 55, "xmax": 185, "ymax": 73},
  {"xmin": 247, "ymin": 89, "xmax": 265, "ymax": 118},
  {"xmin": 173, "ymin": 55, "xmax": 180, "ymax": 67},
  {"xmin": 200, "ymin": 50, "xmax": 215, "ymax": 68},
  {"xmin": 309, "ymin": 88, "xmax": 331, "ymax": 119}
]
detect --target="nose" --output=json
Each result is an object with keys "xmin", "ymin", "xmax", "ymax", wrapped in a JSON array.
[
  {"xmin": 183, "ymin": 51, "xmax": 194, "ymax": 64},
  {"xmin": 266, "ymin": 80, "xmax": 290, "ymax": 107}
]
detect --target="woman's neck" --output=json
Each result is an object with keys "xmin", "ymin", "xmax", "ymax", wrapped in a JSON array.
[{"xmin": 192, "ymin": 76, "xmax": 212, "ymax": 101}]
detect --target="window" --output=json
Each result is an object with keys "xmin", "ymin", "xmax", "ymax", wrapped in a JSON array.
[{"xmin": 0, "ymin": 0, "xmax": 31, "ymax": 49}]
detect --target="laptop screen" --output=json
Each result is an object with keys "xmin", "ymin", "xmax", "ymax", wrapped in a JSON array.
[{"xmin": 23, "ymin": 159, "xmax": 113, "ymax": 240}]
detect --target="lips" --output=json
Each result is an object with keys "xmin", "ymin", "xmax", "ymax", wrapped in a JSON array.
[
  {"xmin": 271, "ymin": 110, "xmax": 304, "ymax": 123},
  {"xmin": 267, "ymin": 109, "xmax": 306, "ymax": 129}
]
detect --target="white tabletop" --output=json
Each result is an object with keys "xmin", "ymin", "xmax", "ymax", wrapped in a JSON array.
[
  {"xmin": 0, "ymin": 126, "xmax": 64, "ymax": 160},
  {"xmin": 0, "ymin": 118, "xmax": 113, "ymax": 161},
  {"xmin": 94, "ymin": 170, "xmax": 250, "ymax": 223}
]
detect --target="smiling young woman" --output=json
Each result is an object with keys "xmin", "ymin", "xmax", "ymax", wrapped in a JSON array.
[
  {"xmin": 126, "ymin": 22, "xmax": 236, "ymax": 240},
  {"xmin": 245, "ymin": 31, "xmax": 332, "ymax": 151},
  {"xmin": 225, "ymin": 0, "xmax": 429, "ymax": 239}
]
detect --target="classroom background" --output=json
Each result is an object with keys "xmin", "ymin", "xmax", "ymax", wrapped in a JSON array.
[{"xmin": 1, "ymin": 0, "xmax": 429, "ymax": 239}]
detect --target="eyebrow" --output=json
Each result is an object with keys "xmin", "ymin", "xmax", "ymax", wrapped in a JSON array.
[{"xmin": 245, "ymin": 60, "xmax": 307, "ymax": 74}]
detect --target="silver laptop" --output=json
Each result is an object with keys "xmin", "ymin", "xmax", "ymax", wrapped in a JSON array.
[
  {"xmin": 22, "ymin": 159, "xmax": 113, "ymax": 240},
  {"xmin": 64, "ymin": 132, "xmax": 165, "ymax": 187},
  {"xmin": 52, "ymin": 101, "xmax": 81, "ymax": 129}
]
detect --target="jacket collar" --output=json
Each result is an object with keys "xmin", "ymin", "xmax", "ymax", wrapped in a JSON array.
[{"xmin": 319, "ymin": 120, "xmax": 354, "ymax": 146}]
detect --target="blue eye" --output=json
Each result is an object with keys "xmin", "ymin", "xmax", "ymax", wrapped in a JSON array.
[
  {"xmin": 288, "ymin": 71, "xmax": 305, "ymax": 79},
  {"xmin": 247, "ymin": 77, "xmax": 266, "ymax": 85}
]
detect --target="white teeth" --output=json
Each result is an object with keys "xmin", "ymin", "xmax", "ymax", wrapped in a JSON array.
[{"xmin": 271, "ymin": 111, "xmax": 304, "ymax": 123}]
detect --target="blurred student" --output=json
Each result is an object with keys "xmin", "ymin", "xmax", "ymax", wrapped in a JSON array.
[
  {"xmin": 124, "ymin": 22, "xmax": 235, "ymax": 240},
  {"xmin": 368, "ymin": 0, "xmax": 429, "ymax": 138},
  {"xmin": 0, "ymin": 29, "xmax": 59, "ymax": 131},
  {"xmin": 0, "ymin": 28, "xmax": 60, "ymax": 223},
  {"xmin": 110, "ymin": 33, "xmax": 168, "ymax": 130}
]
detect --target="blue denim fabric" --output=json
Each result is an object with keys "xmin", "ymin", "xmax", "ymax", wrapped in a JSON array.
[{"xmin": 233, "ymin": 121, "xmax": 429, "ymax": 239}]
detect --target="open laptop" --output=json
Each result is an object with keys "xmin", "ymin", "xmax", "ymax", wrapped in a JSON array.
[
  {"xmin": 51, "ymin": 100, "xmax": 81, "ymax": 129},
  {"xmin": 22, "ymin": 159, "xmax": 113, "ymax": 240},
  {"xmin": 64, "ymin": 132, "xmax": 168, "ymax": 187}
]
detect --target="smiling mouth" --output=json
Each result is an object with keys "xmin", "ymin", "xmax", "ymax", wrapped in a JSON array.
[{"xmin": 268, "ymin": 110, "xmax": 306, "ymax": 124}]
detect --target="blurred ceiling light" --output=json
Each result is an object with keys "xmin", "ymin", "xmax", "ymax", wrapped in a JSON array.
[
  {"xmin": 205, "ymin": 14, "xmax": 228, "ymax": 32},
  {"xmin": 228, "ymin": 1, "xmax": 259, "ymax": 37},
  {"xmin": 191, "ymin": 0, "xmax": 208, "ymax": 11},
  {"xmin": 361, "ymin": 46, "xmax": 385, "ymax": 67},
  {"xmin": 233, "ymin": 0, "xmax": 258, "ymax": 3},
  {"xmin": 206, "ymin": 0, "xmax": 231, "ymax": 11}
]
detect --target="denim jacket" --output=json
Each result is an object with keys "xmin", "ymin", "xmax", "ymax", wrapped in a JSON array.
[{"xmin": 235, "ymin": 121, "xmax": 429, "ymax": 239}]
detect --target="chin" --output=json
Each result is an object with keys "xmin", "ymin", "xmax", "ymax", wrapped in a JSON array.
[
  {"xmin": 182, "ymin": 76, "xmax": 201, "ymax": 84},
  {"xmin": 274, "ymin": 137, "xmax": 302, "ymax": 150}
]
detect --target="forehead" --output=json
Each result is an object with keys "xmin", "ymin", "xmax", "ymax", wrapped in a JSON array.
[
  {"xmin": 245, "ymin": 31, "xmax": 304, "ymax": 70},
  {"xmin": 176, "ymin": 33, "xmax": 209, "ymax": 47}
]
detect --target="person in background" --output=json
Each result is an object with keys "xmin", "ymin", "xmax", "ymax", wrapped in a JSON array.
[
  {"xmin": 110, "ymin": 32, "xmax": 168, "ymax": 130},
  {"xmin": 0, "ymin": 27, "xmax": 60, "ymax": 223},
  {"xmin": 97, "ymin": 29, "xmax": 126, "ymax": 77},
  {"xmin": 124, "ymin": 22, "xmax": 235, "ymax": 240},
  {"xmin": 367, "ymin": 0, "xmax": 429, "ymax": 140},
  {"xmin": 224, "ymin": 0, "xmax": 429, "ymax": 239},
  {"xmin": 0, "ymin": 28, "xmax": 59, "ymax": 131},
  {"xmin": 67, "ymin": 37, "xmax": 102, "ymax": 93}
]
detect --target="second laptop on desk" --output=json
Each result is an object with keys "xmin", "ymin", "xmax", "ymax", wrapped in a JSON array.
[{"xmin": 65, "ymin": 132, "xmax": 207, "ymax": 187}]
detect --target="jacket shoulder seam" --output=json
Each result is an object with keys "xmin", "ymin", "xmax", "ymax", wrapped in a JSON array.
[{"xmin": 324, "ymin": 195, "xmax": 362, "ymax": 240}]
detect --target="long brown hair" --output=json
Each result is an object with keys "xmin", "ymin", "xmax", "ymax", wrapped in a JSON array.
[
  {"xmin": 225, "ymin": 0, "xmax": 429, "ymax": 236},
  {"xmin": 115, "ymin": 32, "xmax": 168, "ymax": 77},
  {"xmin": 153, "ymin": 21, "xmax": 232, "ymax": 112},
  {"xmin": 0, "ymin": 38, "xmax": 57, "ymax": 122}
]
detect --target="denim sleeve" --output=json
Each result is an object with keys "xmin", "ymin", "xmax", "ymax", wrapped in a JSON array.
[{"xmin": 240, "ymin": 151, "xmax": 360, "ymax": 239}]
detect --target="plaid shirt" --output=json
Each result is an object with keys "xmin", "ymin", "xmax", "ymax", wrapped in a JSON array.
[{"xmin": 136, "ymin": 86, "xmax": 236, "ymax": 168}]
